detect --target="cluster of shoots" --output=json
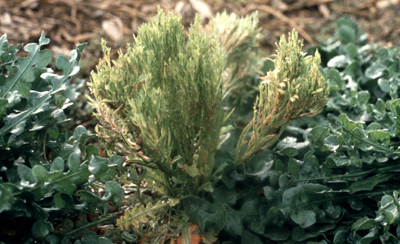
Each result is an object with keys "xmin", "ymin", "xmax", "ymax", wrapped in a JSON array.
[
  {"xmin": 208, "ymin": 11, "xmax": 261, "ymax": 102},
  {"xmin": 235, "ymin": 30, "xmax": 329, "ymax": 165},
  {"xmin": 88, "ymin": 8, "xmax": 225, "ymax": 199},
  {"xmin": 88, "ymin": 8, "xmax": 329, "ymax": 243}
]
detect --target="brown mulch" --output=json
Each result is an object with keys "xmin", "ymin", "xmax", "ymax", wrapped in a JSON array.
[{"xmin": 1, "ymin": 0, "xmax": 399, "ymax": 76}]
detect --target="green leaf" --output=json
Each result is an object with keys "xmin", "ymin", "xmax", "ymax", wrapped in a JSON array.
[
  {"xmin": 357, "ymin": 91, "xmax": 370, "ymax": 106},
  {"xmin": 378, "ymin": 78, "xmax": 391, "ymax": 93},
  {"xmin": 77, "ymin": 190, "xmax": 104, "ymax": 207},
  {"xmin": 108, "ymin": 154, "xmax": 124, "ymax": 168},
  {"xmin": 345, "ymin": 61, "xmax": 360, "ymax": 77},
  {"xmin": 365, "ymin": 63, "xmax": 386, "ymax": 79},
  {"xmin": 352, "ymin": 217, "xmax": 376, "ymax": 231},
  {"xmin": 327, "ymin": 55, "xmax": 348, "ymax": 68},
  {"xmin": 282, "ymin": 184, "xmax": 330, "ymax": 215},
  {"xmin": 280, "ymin": 147, "xmax": 298, "ymax": 157},
  {"xmin": 224, "ymin": 206, "xmax": 244, "ymax": 236},
  {"xmin": 50, "ymin": 157, "xmax": 65, "ymax": 172},
  {"xmin": 377, "ymin": 48, "xmax": 389, "ymax": 61},
  {"xmin": 79, "ymin": 231, "xmax": 113, "ymax": 244},
  {"xmin": 241, "ymin": 230, "xmax": 263, "ymax": 244},
  {"xmin": 18, "ymin": 164, "xmax": 36, "ymax": 184},
  {"xmin": 54, "ymin": 193, "xmax": 74, "ymax": 209},
  {"xmin": 73, "ymin": 126, "xmax": 88, "ymax": 140},
  {"xmin": 264, "ymin": 227, "xmax": 290, "ymax": 241},
  {"xmin": 85, "ymin": 144, "xmax": 99, "ymax": 159},
  {"xmin": 379, "ymin": 194, "xmax": 400, "ymax": 224},
  {"xmin": 0, "ymin": 184, "xmax": 15, "ymax": 212},
  {"xmin": 212, "ymin": 185, "xmax": 237, "ymax": 206},
  {"xmin": 359, "ymin": 227, "xmax": 379, "ymax": 244},
  {"xmin": 89, "ymin": 156, "xmax": 109, "ymax": 179},
  {"xmin": 88, "ymin": 155, "xmax": 122, "ymax": 183},
  {"xmin": 290, "ymin": 210, "xmax": 316, "ymax": 228},
  {"xmin": 323, "ymin": 202, "xmax": 342, "ymax": 219},
  {"xmin": 68, "ymin": 153, "xmax": 80, "ymax": 172},
  {"xmin": 103, "ymin": 181, "xmax": 124, "ymax": 204},
  {"xmin": 32, "ymin": 165, "xmax": 54, "ymax": 184},
  {"xmin": 390, "ymin": 98, "xmax": 400, "ymax": 116},
  {"xmin": 45, "ymin": 234, "xmax": 73, "ymax": 244},
  {"xmin": 333, "ymin": 230, "xmax": 347, "ymax": 244},
  {"xmin": 0, "ymin": 37, "xmax": 85, "ymax": 145},
  {"xmin": 291, "ymin": 224, "xmax": 335, "ymax": 242},
  {"xmin": 31, "ymin": 218, "xmax": 54, "ymax": 239},
  {"xmin": 182, "ymin": 195, "xmax": 227, "ymax": 233},
  {"xmin": 338, "ymin": 25, "xmax": 356, "ymax": 44},
  {"xmin": 0, "ymin": 32, "xmax": 51, "ymax": 99},
  {"xmin": 307, "ymin": 125, "xmax": 331, "ymax": 151},
  {"xmin": 346, "ymin": 43, "xmax": 358, "ymax": 59},
  {"xmin": 326, "ymin": 69, "xmax": 345, "ymax": 91},
  {"xmin": 345, "ymin": 174, "xmax": 393, "ymax": 194}
]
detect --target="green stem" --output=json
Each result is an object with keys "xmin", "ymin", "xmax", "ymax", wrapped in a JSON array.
[
  {"xmin": 341, "ymin": 127, "xmax": 399, "ymax": 155},
  {"xmin": 66, "ymin": 212, "xmax": 121, "ymax": 237},
  {"xmin": 294, "ymin": 169, "xmax": 374, "ymax": 183},
  {"xmin": 13, "ymin": 167, "xmax": 89, "ymax": 197}
]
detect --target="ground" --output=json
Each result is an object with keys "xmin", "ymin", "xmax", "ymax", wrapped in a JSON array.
[{"xmin": 1, "ymin": 0, "xmax": 399, "ymax": 75}]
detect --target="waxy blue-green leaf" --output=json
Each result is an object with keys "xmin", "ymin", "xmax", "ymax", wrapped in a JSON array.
[
  {"xmin": 323, "ymin": 201, "xmax": 342, "ymax": 219},
  {"xmin": 379, "ymin": 194, "xmax": 400, "ymax": 225},
  {"xmin": 338, "ymin": 25, "xmax": 356, "ymax": 44},
  {"xmin": 76, "ymin": 231, "xmax": 113, "ymax": 244},
  {"xmin": 32, "ymin": 218, "xmax": 54, "ymax": 239},
  {"xmin": 50, "ymin": 157, "xmax": 65, "ymax": 172},
  {"xmin": 77, "ymin": 190, "xmax": 105, "ymax": 208},
  {"xmin": 290, "ymin": 209, "xmax": 316, "ymax": 228},
  {"xmin": 53, "ymin": 192, "xmax": 74, "ymax": 209},
  {"xmin": 390, "ymin": 98, "xmax": 400, "ymax": 116},
  {"xmin": 0, "ymin": 32, "xmax": 51, "ymax": 99},
  {"xmin": 18, "ymin": 163, "xmax": 36, "ymax": 184},
  {"xmin": 365, "ymin": 63, "xmax": 386, "ymax": 79},
  {"xmin": 326, "ymin": 68, "xmax": 345, "ymax": 92},
  {"xmin": 182, "ymin": 195, "xmax": 227, "ymax": 233},
  {"xmin": 352, "ymin": 217, "xmax": 377, "ymax": 232},
  {"xmin": 291, "ymin": 224, "xmax": 335, "ymax": 242},
  {"xmin": 345, "ymin": 174, "xmax": 394, "ymax": 194},
  {"xmin": 263, "ymin": 227, "xmax": 290, "ymax": 241},
  {"xmin": 282, "ymin": 184, "xmax": 330, "ymax": 219},
  {"xmin": 327, "ymin": 55, "xmax": 348, "ymax": 68},
  {"xmin": 346, "ymin": 43, "xmax": 358, "ymax": 59},
  {"xmin": 0, "ymin": 184, "xmax": 15, "ymax": 212},
  {"xmin": 0, "ymin": 37, "xmax": 86, "ymax": 145},
  {"xmin": 103, "ymin": 181, "xmax": 124, "ymax": 205}
]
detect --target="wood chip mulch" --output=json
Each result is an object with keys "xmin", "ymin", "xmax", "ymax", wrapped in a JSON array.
[{"xmin": 1, "ymin": 0, "xmax": 399, "ymax": 76}]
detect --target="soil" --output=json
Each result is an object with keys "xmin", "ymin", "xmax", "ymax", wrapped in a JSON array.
[{"xmin": 1, "ymin": 0, "xmax": 399, "ymax": 76}]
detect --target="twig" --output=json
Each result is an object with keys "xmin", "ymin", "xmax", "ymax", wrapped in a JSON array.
[
  {"xmin": 43, "ymin": 129, "xmax": 47, "ymax": 162},
  {"xmin": 357, "ymin": 0, "xmax": 379, "ymax": 9},
  {"xmin": 134, "ymin": 166, "xmax": 147, "ymax": 207},
  {"xmin": 330, "ymin": 4, "xmax": 370, "ymax": 17},
  {"xmin": 305, "ymin": 0, "xmax": 337, "ymax": 7},
  {"xmin": 245, "ymin": 4, "xmax": 316, "ymax": 45},
  {"xmin": 284, "ymin": 0, "xmax": 337, "ymax": 11}
]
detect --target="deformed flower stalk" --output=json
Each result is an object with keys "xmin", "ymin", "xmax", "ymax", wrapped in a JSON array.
[
  {"xmin": 235, "ymin": 30, "xmax": 329, "ymax": 165},
  {"xmin": 87, "ymin": 9, "xmax": 330, "ymax": 242},
  {"xmin": 88, "ymin": 8, "xmax": 225, "ymax": 199},
  {"xmin": 208, "ymin": 11, "xmax": 261, "ymax": 103}
]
